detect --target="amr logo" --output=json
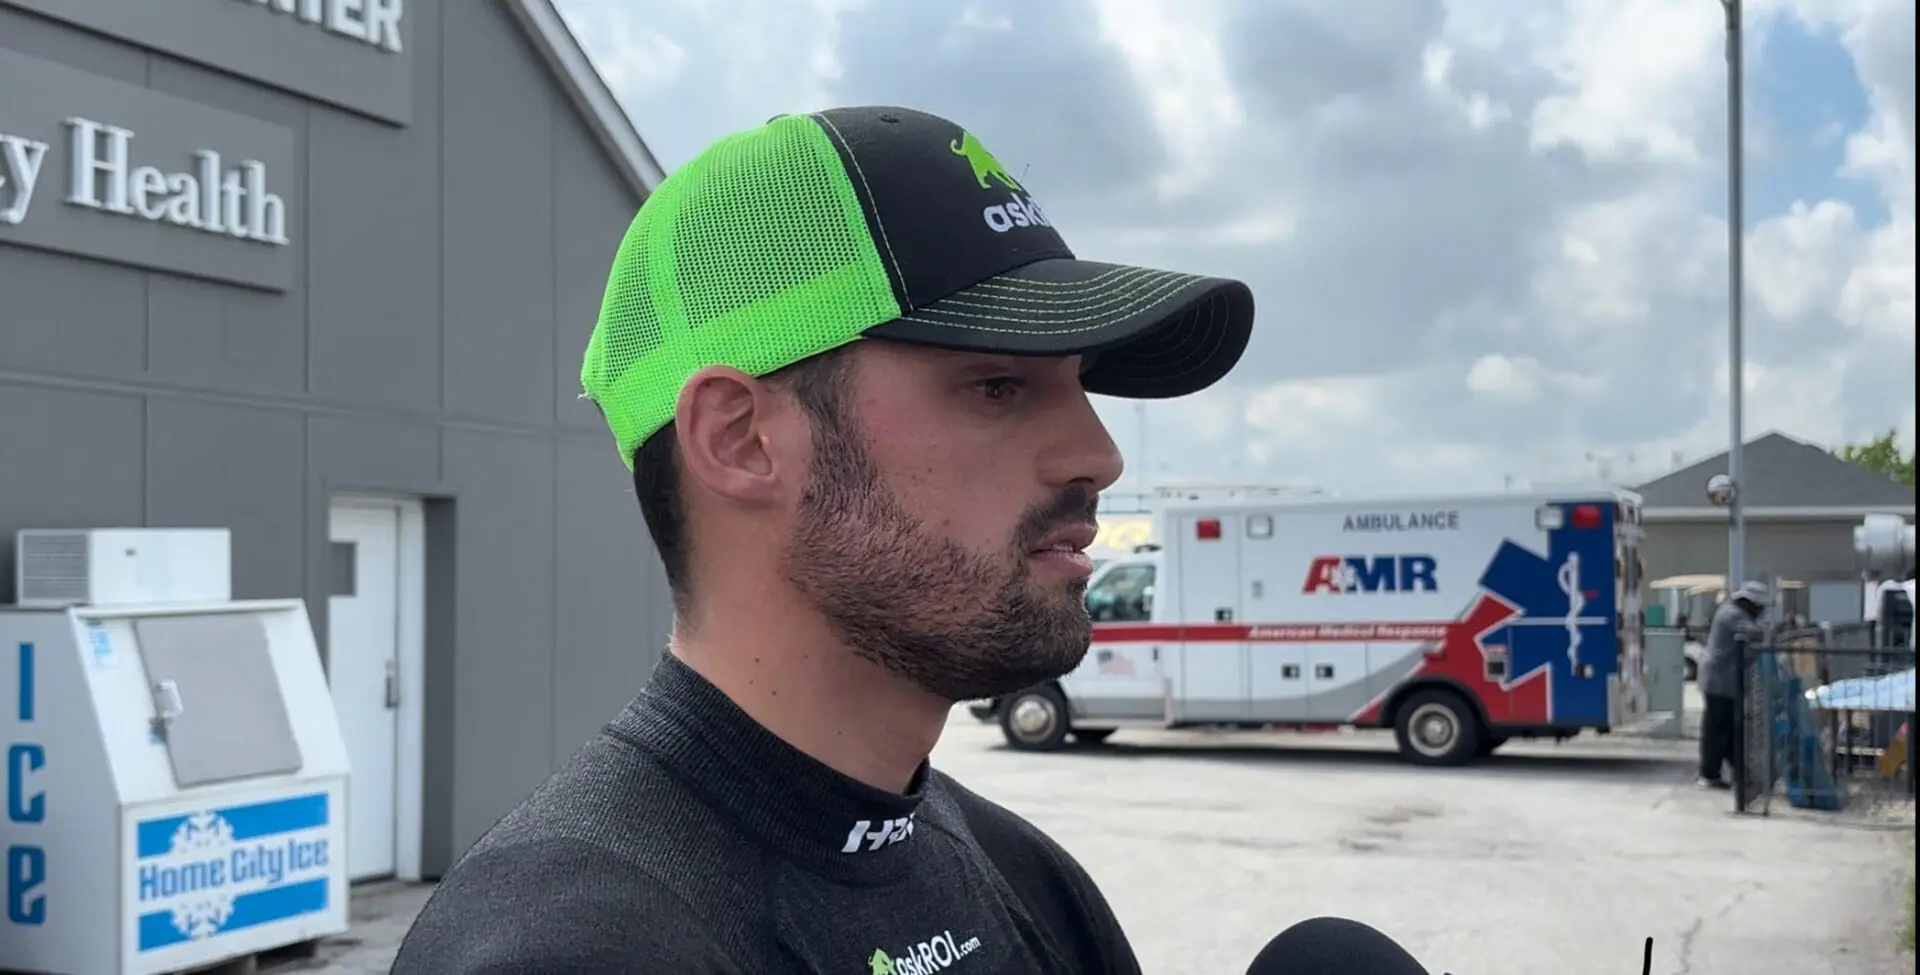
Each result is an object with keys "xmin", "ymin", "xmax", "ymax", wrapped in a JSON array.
[{"xmin": 1302, "ymin": 555, "xmax": 1439, "ymax": 595}]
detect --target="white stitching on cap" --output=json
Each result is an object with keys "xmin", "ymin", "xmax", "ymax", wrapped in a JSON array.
[
  {"xmin": 898, "ymin": 276, "xmax": 1194, "ymax": 330},
  {"xmin": 1089, "ymin": 293, "xmax": 1230, "ymax": 387},
  {"xmin": 897, "ymin": 274, "xmax": 1201, "ymax": 332},
  {"xmin": 920, "ymin": 286, "xmax": 1184, "ymax": 317},
  {"xmin": 963, "ymin": 266, "xmax": 1157, "ymax": 295},
  {"xmin": 813, "ymin": 113, "xmax": 906, "ymax": 290},
  {"xmin": 1146, "ymin": 290, "xmax": 1226, "ymax": 382},
  {"xmin": 937, "ymin": 269, "xmax": 1192, "ymax": 308}
]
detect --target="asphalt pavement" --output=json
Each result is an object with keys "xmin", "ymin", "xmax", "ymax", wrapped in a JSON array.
[{"xmin": 300, "ymin": 706, "xmax": 1915, "ymax": 975}]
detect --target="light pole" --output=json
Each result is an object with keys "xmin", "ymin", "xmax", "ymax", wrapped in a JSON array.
[
  {"xmin": 1721, "ymin": 0, "xmax": 1748, "ymax": 586},
  {"xmin": 1134, "ymin": 401, "xmax": 1150, "ymax": 497}
]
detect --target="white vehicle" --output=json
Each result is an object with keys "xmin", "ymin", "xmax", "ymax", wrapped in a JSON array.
[
  {"xmin": 990, "ymin": 489, "xmax": 1653, "ymax": 765},
  {"xmin": 1088, "ymin": 514, "xmax": 1154, "ymax": 566},
  {"xmin": 1650, "ymin": 574, "xmax": 1807, "ymax": 680}
]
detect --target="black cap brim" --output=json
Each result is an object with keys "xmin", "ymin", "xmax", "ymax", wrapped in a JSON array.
[{"xmin": 862, "ymin": 258, "xmax": 1254, "ymax": 399}]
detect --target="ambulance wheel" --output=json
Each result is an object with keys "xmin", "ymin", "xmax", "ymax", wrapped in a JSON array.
[
  {"xmin": 1071, "ymin": 728, "xmax": 1116, "ymax": 746},
  {"xmin": 1001, "ymin": 685, "xmax": 1071, "ymax": 752},
  {"xmin": 1394, "ymin": 689, "xmax": 1481, "ymax": 767}
]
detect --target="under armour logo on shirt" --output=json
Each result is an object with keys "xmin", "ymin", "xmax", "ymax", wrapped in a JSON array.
[{"xmin": 842, "ymin": 815, "xmax": 915, "ymax": 854}]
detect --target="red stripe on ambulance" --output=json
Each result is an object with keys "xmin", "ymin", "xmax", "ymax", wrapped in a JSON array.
[{"xmin": 1092, "ymin": 621, "xmax": 1452, "ymax": 644}]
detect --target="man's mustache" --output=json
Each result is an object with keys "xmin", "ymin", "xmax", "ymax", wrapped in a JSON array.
[{"xmin": 1016, "ymin": 487, "xmax": 1101, "ymax": 549}]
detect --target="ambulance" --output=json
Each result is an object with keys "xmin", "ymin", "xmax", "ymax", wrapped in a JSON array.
[
  {"xmin": 992, "ymin": 488, "xmax": 1653, "ymax": 765},
  {"xmin": 964, "ymin": 515, "xmax": 1154, "ymax": 723},
  {"xmin": 1088, "ymin": 514, "xmax": 1155, "ymax": 567}
]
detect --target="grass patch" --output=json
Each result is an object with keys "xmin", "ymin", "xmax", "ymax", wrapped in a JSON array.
[{"xmin": 1903, "ymin": 873, "xmax": 1915, "ymax": 952}]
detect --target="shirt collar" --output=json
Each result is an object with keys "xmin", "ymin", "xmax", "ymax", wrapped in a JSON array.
[{"xmin": 609, "ymin": 654, "xmax": 931, "ymax": 883}]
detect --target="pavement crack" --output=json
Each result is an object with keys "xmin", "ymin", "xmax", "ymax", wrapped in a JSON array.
[
  {"xmin": 1675, "ymin": 883, "xmax": 1762, "ymax": 975},
  {"xmin": 1674, "ymin": 915, "xmax": 1706, "ymax": 975}
]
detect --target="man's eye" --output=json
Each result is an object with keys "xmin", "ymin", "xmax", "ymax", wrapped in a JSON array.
[{"xmin": 977, "ymin": 377, "xmax": 1025, "ymax": 401}]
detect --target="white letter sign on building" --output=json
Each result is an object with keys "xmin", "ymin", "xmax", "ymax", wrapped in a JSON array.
[
  {"xmin": 243, "ymin": 0, "xmax": 408, "ymax": 55},
  {"xmin": 0, "ymin": 0, "xmax": 414, "ymax": 125},
  {"xmin": 0, "ymin": 49, "xmax": 299, "ymax": 291},
  {"xmin": 63, "ymin": 118, "xmax": 291, "ymax": 246}
]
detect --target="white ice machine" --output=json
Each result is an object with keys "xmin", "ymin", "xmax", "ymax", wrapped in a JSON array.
[{"xmin": 1, "ymin": 529, "xmax": 351, "ymax": 975}]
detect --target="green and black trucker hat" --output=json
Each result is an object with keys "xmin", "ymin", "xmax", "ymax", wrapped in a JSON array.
[{"xmin": 581, "ymin": 105, "xmax": 1256, "ymax": 468}]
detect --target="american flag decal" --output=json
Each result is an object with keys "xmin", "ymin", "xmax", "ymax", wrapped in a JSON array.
[{"xmin": 1096, "ymin": 649, "xmax": 1135, "ymax": 678}]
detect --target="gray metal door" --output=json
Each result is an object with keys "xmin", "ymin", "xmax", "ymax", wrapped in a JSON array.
[
  {"xmin": 1643, "ymin": 627, "xmax": 1687, "ymax": 739},
  {"xmin": 135, "ymin": 613, "xmax": 304, "ymax": 788}
]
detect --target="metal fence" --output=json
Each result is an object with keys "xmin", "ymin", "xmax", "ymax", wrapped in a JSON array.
[{"xmin": 1734, "ymin": 622, "xmax": 1915, "ymax": 824}]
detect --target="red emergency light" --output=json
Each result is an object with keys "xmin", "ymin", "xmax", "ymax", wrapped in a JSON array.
[
  {"xmin": 1195, "ymin": 518, "xmax": 1223, "ymax": 541},
  {"xmin": 1570, "ymin": 504, "xmax": 1603, "ymax": 530}
]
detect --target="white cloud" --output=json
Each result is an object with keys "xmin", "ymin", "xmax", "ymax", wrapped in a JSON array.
[
  {"xmin": 1531, "ymin": 185, "xmax": 1725, "ymax": 337},
  {"xmin": 1421, "ymin": 42, "xmax": 1515, "ymax": 131},
  {"xmin": 1244, "ymin": 375, "xmax": 1399, "ymax": 447},
  {"xmin": 1836, "ymin": 213, "xmax": 1916, "ymax": 341},
  {"xmin": 1091, "ymin": 0, "xmax": 1245, "ymax": 201},
  {"xmin": 1465, "ymin": 354, "xmax": 1608, "ymax": 403},
  {"xmin": 558, "ymin": 0, "xmax": 1916, "ymax": 493},
  {"xmin": 1528, "ymin": 0, "xmax": 1729, "ymax": 167},
  {"xmin": 1747, "ymin": 200, "xmax": 1863, "ymax": 324}
]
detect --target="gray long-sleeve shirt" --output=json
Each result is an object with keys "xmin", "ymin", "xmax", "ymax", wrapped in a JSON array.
[
  {"xmin": 390, "ymin": 655, "xmax": 1142, "ymax": 974},
  {"xmin": 1698, "ymin": 600, "xmax": 1765, "ymax": 698}
]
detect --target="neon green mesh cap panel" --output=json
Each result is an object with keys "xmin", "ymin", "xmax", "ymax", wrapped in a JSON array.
[
  {"xmin": 584, "ymin": 106, "xmax": 1261, "ymax": 469},
  {"xmin": 580, "ymin": 114, "xmax": 902, "ymax": 469}
]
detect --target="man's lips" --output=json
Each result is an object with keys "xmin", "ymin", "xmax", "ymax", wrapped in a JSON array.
[{"xmin": 1029, "ymin": 523, "xmax": 1098, "ymax": 555}]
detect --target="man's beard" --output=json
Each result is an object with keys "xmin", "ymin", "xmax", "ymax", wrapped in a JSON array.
[{"xmin": 779, "ymin": 416, "xmax": 1098, "ymax": 702}]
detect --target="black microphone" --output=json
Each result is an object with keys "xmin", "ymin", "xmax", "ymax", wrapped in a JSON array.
[{"xmin": 1244, "ymin": 916, "xmax": 1432, "ymax": 974}]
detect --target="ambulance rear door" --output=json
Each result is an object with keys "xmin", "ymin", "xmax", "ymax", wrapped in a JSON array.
[{"xmin": 1167, "ymin": 509, "xmax": 1247, "ymax": 721}]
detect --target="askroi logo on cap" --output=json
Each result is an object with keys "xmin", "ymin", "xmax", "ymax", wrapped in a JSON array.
[{"xmin": 951, "ymin": 129, "xmax": 1051, "ymax": 235}]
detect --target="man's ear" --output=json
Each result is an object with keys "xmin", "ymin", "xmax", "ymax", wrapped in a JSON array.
[{"xmin": 673, "ymin": 366, "xmax": 789, "ymax": 507}]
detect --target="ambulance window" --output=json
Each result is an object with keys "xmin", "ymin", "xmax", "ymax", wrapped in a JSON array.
[{"xmin": 1086, "ymin": 565, "xmax": 1156, "ymax": 622}]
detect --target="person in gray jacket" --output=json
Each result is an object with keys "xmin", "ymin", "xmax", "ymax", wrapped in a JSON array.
[{"xmin": 1697, "ymin": 581, "xmax": 1771, "ymax": 788}]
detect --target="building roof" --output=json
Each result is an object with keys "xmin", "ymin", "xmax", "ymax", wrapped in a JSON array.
[
  {"xmin": 505, "ymin": 0, "xmax": 669, "ymax": 201},
  {"xmin": 1633, "ymin": 431, "xmax": 1916, "ymax": 514}
]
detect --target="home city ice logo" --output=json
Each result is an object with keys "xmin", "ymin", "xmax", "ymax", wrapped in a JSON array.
[
  {"xmin": 162, "ymin": 811, "xmax": 238, "ymax": 940},
  {"xmin": 133, "ymin": 793, "xmax": 334, "ymax": 951}
]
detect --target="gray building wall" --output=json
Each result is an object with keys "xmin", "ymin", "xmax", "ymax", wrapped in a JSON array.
[
  {"xmin": 0, "ymin": 0, "xmax": 670, "ymax": 875},
  {"xmin": 1642, "ymin": 518, "xmax": 1866, "ymax": 584}
]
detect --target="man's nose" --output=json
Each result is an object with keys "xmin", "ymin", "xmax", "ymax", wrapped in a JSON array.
[{"xmin": 1042, "ymin": 393, "xmax": 1125, "ymax": 495}]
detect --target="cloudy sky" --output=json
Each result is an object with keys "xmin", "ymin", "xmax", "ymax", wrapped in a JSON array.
[{"xmin": 554, "ymin": 0, "xmax": 1915, "ymax": 497}]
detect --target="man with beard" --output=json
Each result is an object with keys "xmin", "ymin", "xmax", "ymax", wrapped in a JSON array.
[{"xmin": 392, "ymin": 107, "xmax": 1254, "ymax": 974}]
